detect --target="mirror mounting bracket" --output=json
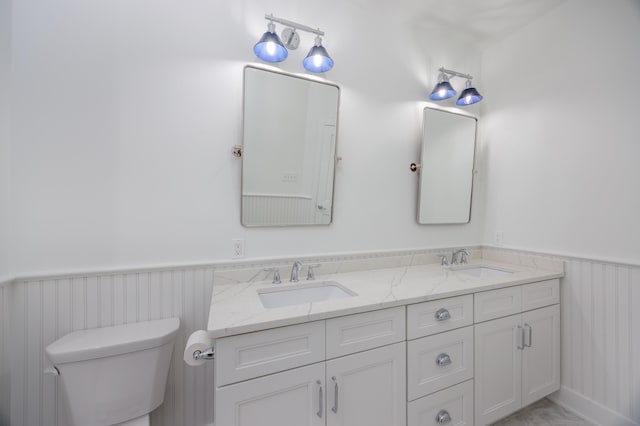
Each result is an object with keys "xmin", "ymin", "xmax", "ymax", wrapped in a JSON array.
[{"xmin": 232, "ymin": 145, "xmax": 243, "ymax": 158}]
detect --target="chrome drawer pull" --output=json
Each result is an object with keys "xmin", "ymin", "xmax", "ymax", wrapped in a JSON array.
[
  {"xmin": 436, "ymin": 409, "xmax": 452, "ymax": 424},
  {"xmin": 436, "ymin": 353, "xmax": 452, "ymax": 367},
  {"xmin": 435, "ymin": 308, "xmax": 451, "ymax": 321},
  {"xmin": 316, "ymin": 380, "xmax": 323, "ymax": 418},
  {"xmin": 331, "ymin": 376, "xmax": 339, "ymax": 413}
]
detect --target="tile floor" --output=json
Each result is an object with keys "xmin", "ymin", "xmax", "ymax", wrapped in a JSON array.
[{"xmin": 492, "ymin": 398, "xmax": 593, "ymax": 425}]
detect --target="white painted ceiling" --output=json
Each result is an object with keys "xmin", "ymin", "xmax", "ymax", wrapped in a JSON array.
[{"xmin": 354, "ymin": 0, "xmax": 567, "ymax": 44}]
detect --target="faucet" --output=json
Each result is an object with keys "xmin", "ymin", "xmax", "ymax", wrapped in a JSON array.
[
  {"xmin": 451, "ymin": 248, "xmax": 470, "ymax": 265},
  {"xmin": 290, "ymin": 261, "xmax": 303, "ymax": 282},
  {"xmin": 306, "ymin": 264, "xmax": 321, "ymax": 280},
  {"xmin": 263, "ymin": 267, "xmax": 281, "ymax": 284}
]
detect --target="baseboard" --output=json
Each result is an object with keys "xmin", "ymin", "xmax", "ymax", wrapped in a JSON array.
[{"xmin": 548, "ymin": 386, "xmax": 638, "ymax": 426}]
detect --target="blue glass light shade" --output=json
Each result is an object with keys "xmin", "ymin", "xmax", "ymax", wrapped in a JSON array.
[
  {"xmin": 303, "ymin": 44, "xmax": 334, "ymax": 73},
  {"xmin": 456, "ymin": 86, "xmax": 483, "ymax": 106},
  {"xmin": 254, "ymin": 26, "xmax": 288, "ymax": 63},
  {"xmin": 429, "ymin": 80, "xmax": 456, "ymax": 101}
]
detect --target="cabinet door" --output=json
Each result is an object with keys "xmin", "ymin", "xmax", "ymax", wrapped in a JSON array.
[
  {"xmin": 522, "ymin": 304, "xmax": 560, "ymax": 405},
  {"xmin": 215, "ymin": 363, "xmax": 325, "ymax": 426},
  {"xmin": 474, "ymin": 314, "xmax": 522, "ymax": 426},
  {"xmin": 326, "ymin": 342, "xmax": 406, "ymax": 426}
]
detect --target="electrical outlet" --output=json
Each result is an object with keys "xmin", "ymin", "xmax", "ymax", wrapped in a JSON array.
[{"xmin": 232, "ymin": 238, "xmax": 244, "ymax": 259}]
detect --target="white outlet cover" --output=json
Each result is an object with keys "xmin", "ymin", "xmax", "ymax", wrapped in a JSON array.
[{"xmin": 232, "ymin": 239, "xmax": 244, "ymax": 258}]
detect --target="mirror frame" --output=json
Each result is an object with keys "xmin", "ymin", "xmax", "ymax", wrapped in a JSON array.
[
  {"xmin": 417, "ymin": 106, "xmax": 478, "ymax": 225},
  {"xmin": 240, "ymin": 65, "xmax": 341, "ymax": 227}
]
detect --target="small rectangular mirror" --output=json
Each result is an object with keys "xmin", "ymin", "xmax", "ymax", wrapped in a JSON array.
[
  {"xmin": 241, "ymin": 66, "xmax": 340, "ymax": 227},
  {"xmin": 417, "ymin": 107, "xmax": 477, "ymax": 224}
]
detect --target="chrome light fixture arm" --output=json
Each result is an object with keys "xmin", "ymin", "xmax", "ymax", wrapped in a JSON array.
[
  {"xmin": 265, "ymin": 14, "xmax": 324, "ymax": 37},
  {"xmin": 438, "ymin": 67, "xmax": 473, "ymax": 82}
]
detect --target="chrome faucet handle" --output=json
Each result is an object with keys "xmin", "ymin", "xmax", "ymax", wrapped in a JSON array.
[
  {"xmin": 263, "ymin": 267, "xmax": 281, "ymax": 284},
  {"xmin": 451, "ymin": 248, "xmax": 470, "ymax": 265},
  {"xmin": 437, "ymin": 254, "xmax": 449, "ymax": 267},
  {"xmin": 307, "ymin": 264, "xmax": 321, "ymax": 280},
  {"xmin": 290, "ymin": 261, "xmax": 303, "ymax": 282}
]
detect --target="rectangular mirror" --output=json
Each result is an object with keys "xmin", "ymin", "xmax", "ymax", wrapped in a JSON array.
[
  {"xmin": 417, "ymin": 107, "xmax": 477, "ymax": 224},
  {"xmin": 241, "ymin": 66, "xmax": 340, "ymax": 227}
]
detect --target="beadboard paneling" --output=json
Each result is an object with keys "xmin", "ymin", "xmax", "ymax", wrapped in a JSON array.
[
  {"xmin": 0, "ymin": 284, "xmax": 9, "ymax": 426},
  {"xmin": 8, "ymin": 268, "xmax": 216, "ymax": 426},
  {"xmin": 557, "ymin": 257, "xmax": 640, "ymax": 425}
]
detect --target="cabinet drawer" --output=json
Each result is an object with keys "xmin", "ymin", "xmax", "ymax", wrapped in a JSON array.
[
  {"xmin": 407, "ymin": 294, "xmax": 473, "ymax": 340},
  {"xmin": 474, "ymin": 285, "xmax": 522, "ymax": 323},
  {"xmin": 215, "ymin": 321, "xmax": 325, "ymax": 386},
  {"xmin": 522, "ymin": 279, "xmax": 560, "ymax": 311},
  {"xmin": 408, "ymin": 379, "xmax": 474, "ymax": 426},
  {"xmin": 326, "ymin": 306, "xmax": 405, "ymax": 359},
  {"xmin": 407, "ymin": 326, "xmax": 474, "ymax": 400}
]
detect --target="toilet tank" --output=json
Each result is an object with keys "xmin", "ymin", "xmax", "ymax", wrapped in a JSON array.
[{"xmin": 46, "ymin": 318, "xmax": 180, "ymax": 426}]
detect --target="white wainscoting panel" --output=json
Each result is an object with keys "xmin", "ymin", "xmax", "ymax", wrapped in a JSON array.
[
  {"xmin": 8, "ymin": 267, "xmax": 216, "ymax": 426},
  {"xmin": 552, "ymin": 257, "xmax": 640, "ymax": 425},
  {"xmin": 0, "ymin": 283, "xmax": 9, "ymax": 426}
]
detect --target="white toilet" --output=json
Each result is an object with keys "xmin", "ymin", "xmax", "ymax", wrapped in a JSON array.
[{"xmin": 45, "ymin": 317, "xmax": 180, "ymax": 426}]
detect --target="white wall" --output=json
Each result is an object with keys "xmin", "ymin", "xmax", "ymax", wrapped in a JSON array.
[
  {"xmin": 481, "ymin": 1, "xmax": 640, "ymax": 424},
  {"xmin": 0, "ymin": 0, "xmax": 11, "ymax": 282},
  {"xmin": 0, "ymin": 0, "xmax": 12, "ymax": 423},
  {"xmin": 7, "ymin": 0, "xmax": 484, "ymax": 279},
  {"xmin": 481, "ymin": 0, "xmax": 640, "ymax": 264}
]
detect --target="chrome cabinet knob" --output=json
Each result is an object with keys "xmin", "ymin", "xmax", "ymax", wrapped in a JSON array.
[
  {"xmin": 436, "ymin": 353, "xmax": 452, "ymax": 367},
  {"xmin": 435, "ymin": 308, "xmax": 451, "ymax": 321},
  {"xmin": 436, "ymin": 409, "xmax": 452, "ymax": 424}
]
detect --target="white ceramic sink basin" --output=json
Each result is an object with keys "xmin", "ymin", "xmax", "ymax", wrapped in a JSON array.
[
  {"xmin": 453, "ymin": 266, "xmax": 513, "ymax": 278},
  {"xmin": 258, "ymin": 281, "xmax": 357, "ymax": 309}
]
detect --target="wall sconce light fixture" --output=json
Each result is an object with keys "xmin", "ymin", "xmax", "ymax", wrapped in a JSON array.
[
  {"xmin": 429, "ymin": 67, "xmax": 483, "ymax": 106},
  {"xmin": 254, "ymin": 14, "xmax": 334, "ymax": 73}
]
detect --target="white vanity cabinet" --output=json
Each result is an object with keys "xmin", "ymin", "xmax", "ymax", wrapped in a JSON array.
[
  {"xmin": 211, "ymin": 272, "xmax": 562, "ymax": 426},
  {"xmin": 214, "ymin": 307, "xmax": 407, "ymax": 426},
  {"xmin": 474, "ymin": 280, "xmax": 560, "ymax": 426}
]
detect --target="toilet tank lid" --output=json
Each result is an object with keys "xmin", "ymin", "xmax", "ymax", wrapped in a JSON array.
[{"xmin": 45, "ymin": 318, "xmax": 180, "ymax": 364}]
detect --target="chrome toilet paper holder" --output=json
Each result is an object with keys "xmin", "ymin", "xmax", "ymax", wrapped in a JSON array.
[{"xmin": 193, "ymin": 347, "xmax": 215, "ymax": 361}]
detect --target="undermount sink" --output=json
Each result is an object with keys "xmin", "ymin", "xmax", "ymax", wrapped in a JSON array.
[
  {"xmin": 258, "ymin": 281, "xmax": 357, "ymax": 309},
  {"xmin": 453, "ymin": 266, "xmax": 513, "ymax": 278}
]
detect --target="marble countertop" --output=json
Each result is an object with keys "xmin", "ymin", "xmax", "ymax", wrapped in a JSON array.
[{"xmin": 207, "ymin": 258, "xmax": 563, "ymax": 339}]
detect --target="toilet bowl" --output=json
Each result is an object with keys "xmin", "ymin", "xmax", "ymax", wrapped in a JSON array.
[{"xmin": 45, "ymin": 318, "xmax": 180, "ymax": 426}]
